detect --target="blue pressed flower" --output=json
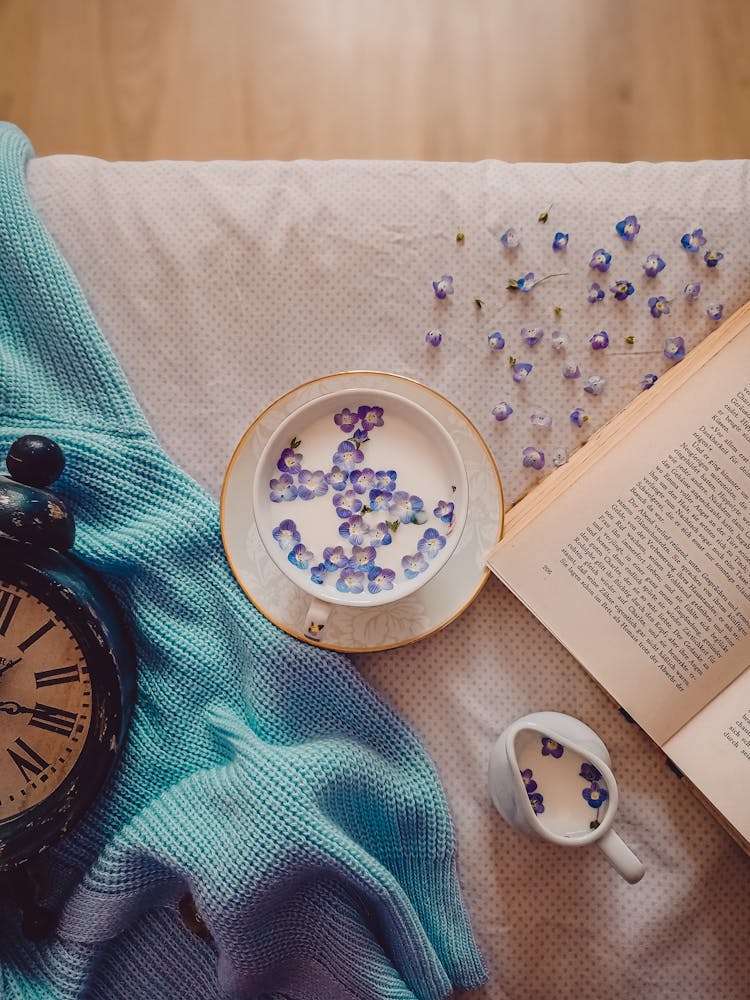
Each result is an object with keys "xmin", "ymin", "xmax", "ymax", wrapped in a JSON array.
[
  {"xmin": 338, "ymin": 515, "xmax": 369, "ymax": 546},
  {"xmin": 704, "ymin": 249, "xmax": 724, "ymax": 268},
  {"xmin": 582, "ymin": 781, "xmax": 609, "ymax": 808},
  {"xmin": 323, "ymin": 545, "xmax": 350, "ymax": 571},
  {"xmin": 610, "ymin": 280, "xmax": 635, "ymax": 301},
  {"xmin": 589, "ymin": 330, "xmax": 610, "ymax": 350},
  {"xmin": 589, "ymin": 249, "xmax": 612, "ymax": 273},
  {"xmin": 370, "ymin": 522, "xmax": 393, "ymax": 547},
  {"xmin": 706, "ymin": 302, "xmax": 724, "ymax": 321},
  {"xmin": 358, "ymin": 405, "xmax": 384, "ymax": 432},
  {"xmin": 433, "ymin": 500, "xmax": 455, "ymax": 523},
  {"xmin": 418, "ymin": 527, "xmax": 447, "ymax": 559},
  {"xmin": 432, "ymin": 274, "xmax": 454, "ymax": 298},
  {"xmin": 522, "ymin": 447, "xmax": 545, "ymax": 470},
  {"xmin": 551, "ymin": 331, "xmax": 567, "ymax": 350},
  {"xmin": 367, "ymin": 566, "xmax": 396, "ymax": 594},
  {"xmin": 310, "ymin": 563, "xmax": 327, "ymax": 585},
  {"xmin": 552, "ymin": 448, "xmax": 568, "ymax": 467},
  {"xmin": 500, "ymin": 228, "xmax": 521, "ymax": 248},
  {"xmin": 570, "ymin": 407, "xmax": 588, "ymax": 427},
  {"xmin": 336, "ymin": 568, "xmax": 365, "ymax": 594},
  {"xmin": 520, "ymin": 768, "xmax": 537, "ymax": 793},
  {"xmin": 492, "ymin": 401, "xmax": 513, "ymax": 421},
  {"xmin": 541, "ymin": 737, "xmax": 564, "ymax": 758},
  {"xmin": 324, "ymin": 466, "xmax": 349, "ymax": 491},
  {"xmin": 425, "ymin": 329, "xmax": 443, "ymax": 347},
  {"xmin": 681, "ymin": 228, "xmax": 706, "ymax": 252},
  {"xmin": 642, "ymin": 254, "xmax": 666, "ymax": 277},
  {"xmin": 333, "ymin": 489, "xmax": 363, "ymax": 518},
  {"xmin": 349, "ymin": 468, "xmax": 376, "ymax": 495},
  {"xmin": 562, "ymin": 361, "xmax": 581, "ymax": 379},
  {"xmin": 552, "ymin": 231, "xmax": 569, "ymax": 251},
  {"xmin": 664, "ymin": 336, "xmax": 686, "ymax": 361},
  {"xmin": 288, "ymin": 543, "xmax": 314, "ymax": 570},
  {"xmin": 272, "ymin": 518, "xmax": 301, "ymax": 551},
  {"xmin": 584, "ymin": 375, "xmax": 605, "ymax": 395},
  {"xmin": 402, "ymin": 552, "xmax": 429, "ymax": 579},
  {"xmin": 580, "ymin": 762, "xmax": 603, "ymax": 782},
  {"xmin": 648, "ymin": 295, "xmax": 670, "ymax": 318},
  {"xmin": 516, "ymin": 272, "xmax": 537, "ymax": 292},
  {"xmin": 488, "ymin": 331, "xmax": 505, "ymax": 350},
  {"xmin": 512, "ymin": 362, "xmax": 533, "ymax": 383},
  {"xmin": 297, "ymin": 469, "xmax": 328, "ymax": 500},
  {"xmin": 641, "ymin": 373, "xmax": 659, "ymax": 390},
  {"xmin": 334, "ymin": 407, "xmax": 359, "ymax": 433},
  {"xmin": 683, "ymin": 282, "xmax": 701, "ymax": 301},
  {"xmin": 528, "ymin": 792, "xmax": 545, "ymax": 815},
  {"xmin": 390, "ymin": 491, "xmax": 424, "ymax": 524},
  {"xmin": 521, "ymin": 326, "xmax": 544, "ymax": 347},
  {"xmin": 352, "ymin": 428, "xmax": 369, "ymax": 444},
  {"xmin": 269, "ymin": 473, "xmax": 298, "ymax": 503},
  {"xmin": 350, "ymin": 544, "xmax": 377, "ymax": 571},
  {"xmin": 374, "ymin": 469, "xmax": 397, "ymax": 491},
  {"xmin": 368, "ymin": 487, "xmax": 393, "ymax": 511},
  {"xmin": 276, "ymin": 446, "xmax": 303, "ymax": 475},
  {"xmin": 588, "ymin": 282, "xmax": 605, "ymax": 303},
  {"xmin": 332, "ymin": 439, "xmax": 365, "ymax": 470},
  {"xmin": 615, "ymin": 215, "xmax": 640, "ymax": 241},
  {"xmin": 530, "ymin": 410, "xmax": 552, "ymax": 428}
]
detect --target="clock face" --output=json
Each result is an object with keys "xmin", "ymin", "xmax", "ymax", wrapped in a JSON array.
[{"xmin": 0, "ymin": 580, "xmax": 92, "ymax": 821}]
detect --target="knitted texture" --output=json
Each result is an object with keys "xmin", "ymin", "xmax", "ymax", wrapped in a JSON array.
[{"xmin": 0, "ymin": 123, "xmax": 486, "ymax": 1000}]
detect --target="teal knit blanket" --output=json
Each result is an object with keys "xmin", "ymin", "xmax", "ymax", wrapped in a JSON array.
[{"xmin": 0, "ymin": 123, "xmax": 485, "ymax": 1000}]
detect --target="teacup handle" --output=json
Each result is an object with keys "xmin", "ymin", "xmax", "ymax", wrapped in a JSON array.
[
  {"xmin": 303, "ymin": 597, "xmax": 332, "ymax": 642},
  {"xmin": 597, "ymin": 828, "xmax": 645, "ymax": 884}
]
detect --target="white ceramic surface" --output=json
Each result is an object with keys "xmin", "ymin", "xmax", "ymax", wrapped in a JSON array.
[{"xmin": 221, "ymin": 372, "xmax": 504, "ymax": 651}]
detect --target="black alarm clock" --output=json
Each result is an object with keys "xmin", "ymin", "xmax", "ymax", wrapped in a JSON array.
[{"xmin": 0, "ymin": 436, "xmax": 135, "ymax": 935}]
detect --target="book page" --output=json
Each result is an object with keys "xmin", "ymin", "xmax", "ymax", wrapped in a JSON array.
[
  {"xmin": 488, "ymin": 327, "xmax": 750, "ymax": 747},
  {"xmin": 664, "ymin": 668, "xmax": 750, "ymax": 841}
]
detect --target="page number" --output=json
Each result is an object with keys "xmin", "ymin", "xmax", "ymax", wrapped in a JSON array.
[{"xmin": 542, "ymin": 564, "xmax": 552, "ymax": 576}]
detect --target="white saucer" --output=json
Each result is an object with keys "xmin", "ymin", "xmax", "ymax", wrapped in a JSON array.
[{"xmin": 220, "ymin": 372, "xmax": 504, "ymax": 652}]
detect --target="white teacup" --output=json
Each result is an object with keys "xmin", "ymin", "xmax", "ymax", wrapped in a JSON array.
[
  {"xmin": 252, "ymin": 387, "xmax": 469, "ymax": 640},
  {"xmin": 488, "ymin": 711, "xmax": 645, "ymax": 883}
]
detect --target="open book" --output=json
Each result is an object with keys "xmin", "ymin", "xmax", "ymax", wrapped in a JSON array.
[{"xmin": 486, "ymin": 300, "xmax": 750, "ymax": 852}]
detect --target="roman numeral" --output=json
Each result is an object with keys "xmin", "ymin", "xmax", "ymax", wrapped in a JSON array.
[
  {"xmin": 0, "ymin": 591, "xmax": 21, "ymax": 636},
  {"xmin": 17, "ymin": 619, "xmax": 55, "ymax": 652},
  {"xmin": 7, "ymin": 738, "xmax": 49, "ymax": 782},
  {"xmin": 28, "ymin": 703, "xmax": 77, "ymax": 737},
  {"xmin": 35, "ymin": 665, "xmax": 80, "ymax": 688}
]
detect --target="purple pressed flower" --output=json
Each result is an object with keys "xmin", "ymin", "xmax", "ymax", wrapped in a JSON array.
[
  {"xmin": 324, "ymin": 466, "xmax": 348, "ymax": 491},
  {"xmin": 357, "ymin": 405, "xmax": 384, "ymax": 432},
  {"xmin": 530, "ymin": 410, "xmax": 552, "ymax": 428},
  {"xmin": 610, "ymin": 280, "xmax": 635, "ymax": 301},
  {"xmin": 323, "ymin": 545, "xmax": 350, "ymax": 571},
  {"xmin": 520, "ymin": 768, "xmax": 537, "ymax": 793},
  {"xmin": 350, "ymin": 544, "xmax": 377, "ymax": 571},
  {"xmin": 681, "ymin": 228, "xmax": 706, "ymax": 252},
  {"xmin": 269, "ymin": 473, "xmax": 298, "ymax": 503},
  {"xmin": 401, "ymin": 551, "xmax": 429, "ymax": 579},
  {"xmin": 370, "ymin": 522, "xmax": 392, "ymax": 547},
  {"xmin": 570, "ymin": 407, "xmax": 588, "ymax": 427},
  {"xmin": 425, "ymin": 329, "xmax": 443, "ymax": 347},
  {"xmin": 433, "ymin": 500, "xmax": 455, "ymax": 523},
  {"xmin": 488, "ymin": 331, "xmax": 505, "ymax": 350},
  {"xmin": 521, "ymin": 326, "xmax": 544, "ymax": 347},
  {"xmin": 582, "ymin": 781, "xmax": 609, "ymax": 808},
  {"xmin": 541, "ymin": 736, "xmax": 564, "ymax": 758},
  {"xmin": 276, "ymin": 447, "xmax": 303, "ymax": 475},
  {"xmin": 664, "ymin": 336, "xmax": 686, "ymax": 361},
  {"xmin": 684, "ymin": 282, "xmax": 701, "ymax": 301},
  {"xmin": 552, "ymin": 231, "xmax": 569, "ymax": 251},
  {"xmin": 367, "ymin": 566, "xmax": 396, "ymax": 594},
  {"xmin": 615, "ymin": 215, "xmax": 640, "ymax": 241},
  {"xmin": 589, "ymin": 249, "xmax": 612, "ymax": 273},
  {"xmin": 418, "ymin": 527, "xmax": 447, "ymax": 559},
  {"xmin": 310, "ymin": 563, "xmax": 327, "ymax": 585},
  {"xmin": 332, "ymin": 439, "xmax": 365, "ymax": 470},
  {"xmin": 580, "ymin": 762, "xmax": 602, "ymax": 782},
  {"xmin": 648, "ymin": 295, "xmax": 670, "ymax": 318},
  {"xmin": 432, "ymin": 275, "xmax": 454, "ymax": 298},
  {"xmin": 551, "ymin": 331, "xmax": 566, "ymax": 350},
  {"xmin": 297, "ymin": 469, "xmax": 328, "ymax": 500},
  {"xmin": 641, "ymin": 373, "xmax": 659, "ymax": 390},
  {"xmin": 500, "ymin": 228, "xmax": 521, "ymax": 248},
  {"xmin": 374, "ymin": 469, "xmax": 397, "ymax": 490},
  {"xmin": 704, "ymin": 249, "xmax": 724, "ymax": 268},
  {"xmin": 390, "ymin": 491, "xmax": 424, "ymax": 524},
  {"xmin": 349, "ymin": 468, "xmax": 376, "ymax": 494},
  {"xmin": 368, "ymin": 487, "xmax": 393, "ymax": 511},
  {"xmin": 288, "ymin": 543, "xmax": 314, "ymax": 570},
  {"xmin": 334, "ymin": 407, "xmax": 359, "ymax": 433},
  {"xmin": 706, "ymin": 302, "xmax": 724, "ymax": 321},
  {"xmin": 552, "ymin": 448, "xmax": 568, "ymax": 467},
  {"xmin": 642, "ymin": 254, "xmax": 666, "ymax": 277},
  {"xmin": 272, "ymin": 519, "xmax": 301, "ymax": 551},
  {"xmin": 562, "ymin": 361, "xmax": 581, "ymax": 379},
  {"xmin": 338, "ymin": 515, "xmax": 369, "ymax": 546},
  {"xmin": 528, "ymin": 792, "xmax": 545, "ymax": 814},
  {"xmin": 492, "ymin": 401, "xmax": 513, "ymax": 421},
  {"xmin": 589, "ymin": 330, "xmax": 610, "ymax": 350},
  {"xmin": 333, "ymin": 489, "xmax": 363, "ymax": 518},
  {"xmin": 336, "ymin": 568, "xmax": 365, "ymax": 594},
  {"xmin": 512, "ymin": 362, "xmax": 533, "ymax": 383},
  {"xmin": 584, "ymin": 375, "xmax": 605, "ymax": 395},
  {"xmin": 588, "ymin": 282, "xmax": 605, "ymax": 303},
  {"xmin": 516, "ymin": 272, "xmax": 537, "ymax": 292},
  {"xmin": 522, "ymin": 447, "xmax": 545, "ymax": 471},
  {"xmin": 352, "ymin": 428, "xmax": 369, "ymax": 444}
]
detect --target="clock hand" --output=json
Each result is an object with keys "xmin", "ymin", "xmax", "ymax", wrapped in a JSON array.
[
  {"xmin": 0, "ymin": 700, "xmax": 33, "ymax": 716},
  {"xmin": 0, "ymin": 656, "xmax": 22, "ymax": 679}
]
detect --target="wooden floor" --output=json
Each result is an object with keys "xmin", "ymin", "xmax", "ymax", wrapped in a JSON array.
[{"xmin": 1, "ymin": 0, "xmax": 749, "ymax": 163}]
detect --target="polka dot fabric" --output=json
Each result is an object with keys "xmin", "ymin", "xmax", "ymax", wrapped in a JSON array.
[{"xmin": 28, "ymin": 154, "xmax": 750, "ymax": 1000}]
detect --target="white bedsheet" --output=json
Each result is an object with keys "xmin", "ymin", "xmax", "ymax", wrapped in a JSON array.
[{"xmin": 27, "ymin": 153, "xmax": 750, "ymax": 1000}]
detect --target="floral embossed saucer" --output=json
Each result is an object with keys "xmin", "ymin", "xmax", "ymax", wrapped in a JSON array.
[{"xmin": 221, "ymin": 372, "xmax": 504, "ymax": 652}]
